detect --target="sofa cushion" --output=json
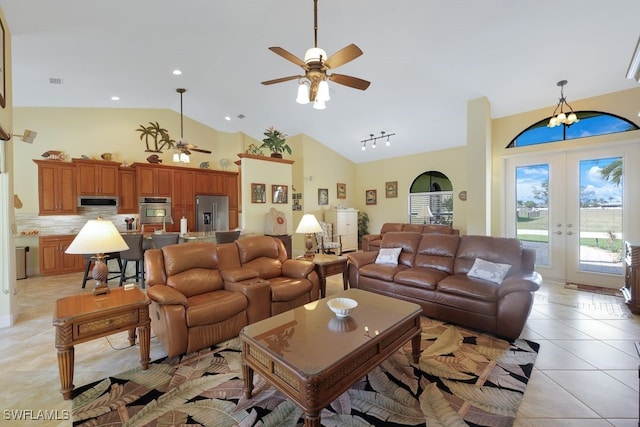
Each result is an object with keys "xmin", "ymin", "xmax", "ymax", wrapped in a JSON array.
[
  {"xmin": 269, "ymin": 277, "xmax": 313, "ymax": 301},
  {"xmin": 242, "ymin": 257, "xmax": 282, "ymax": 279},
  {"xmin": 380, "ymin": 223, "xmax": 404, "ymax": 234},
  {"xmin": 167, "ymin": 268, "xmax": 224, "ymax": 297},
  {"xmin": 360, "ymin": 263, "xmax": 408, "ymax": 281},
  {"xmin": 375, "ymin": 247, "xmax": 402, "ymax": 265},
  {"xmin": 394, "ymin": 268, "xmax": 448, "ymax": 290},
  {"xmin": 467, "ymin": 258, "xmax": 511, "ymax": 284},
  {"xmin": 185, "ymin": 290, "xmax": 247, "ymax": 327},
  {"xmin": 437, "ymin": 274, "xmax": 500, "ymax": 303},
  {"xmin": 454, "ymin": 236, "xmax": 522, "ymax": 276},
  {"xmin": 380, "ymin": 232, "xmax": 422, "ymax": 267},
  {"xmin": 402, "ymin": 224, "xmax": 425, "ymax": 232},
  {"xmin": 422, "ymin": 224, "xmax": 455, "ymax": 235},
  {"xmin": 414, "ymin": 234, "xmax": 459, "ymax": 274}
]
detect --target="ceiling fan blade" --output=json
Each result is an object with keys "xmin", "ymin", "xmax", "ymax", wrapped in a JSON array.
[
  {"xmin": 268, "ymin": 47, "xmax": 307, "ymax": 68},
  {"xmin": 329, "ymin": 73, "xmax": 371, "ymax": 91},
  {"xmin": 191, "ymin": 148, "xmax": 212, "ymax": 154},
  {"xmin": 261, "ymin": 75, "xmax": 302, "ymax": 85},
  {"xmin": 324, "ymin": 44, "xmax": 363, "ymax": 69}
]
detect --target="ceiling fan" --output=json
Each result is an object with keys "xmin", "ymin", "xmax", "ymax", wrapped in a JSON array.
[
  {"xmin": 261, "ymin": 0, "xmax": 370, "ymax": 109},
  {"xmin": 174, "ymin": 88, "xmax": 212, "ymax": 160}
]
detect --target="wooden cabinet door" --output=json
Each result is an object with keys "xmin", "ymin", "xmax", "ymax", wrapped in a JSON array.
[
  {"xmin": 172, "ymin": 169, "xmax": 195, "ymax": 206},
  {"xmin": 39, "ymin": 235, "xmax": 84, "ymax": 275},
  {"xmin": 137, "ymin": 166, "xmax": 156, "ymax": 196},
  {"xmin": 97, "ymin": 164, "xmax": 118, "ymax": 196},
  {"xmin": 39, "ymin": 237, "xmax": 60, "ymax": 274},
  {"xmin": 118, "ymin": 168, "xmax": 137, "ymax": 214},
  {"xmin": 156, "ymin": 168, "xmax": 172, "ymax": 196},
  {"xmin": 36, "ymin": 161, "xmax": 77, "ymax": 215},
  {"xmin": 75, "ymin": 159, "xmax": 119, "ymax": 196},
  {"xmin": 136, "ymin": 165, "xmax": 172, "ymax": 197}
]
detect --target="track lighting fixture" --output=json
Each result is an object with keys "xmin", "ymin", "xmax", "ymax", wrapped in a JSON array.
[{"xmin": 360, "ymin": 131, "xmax": 395, "ymax": 151}]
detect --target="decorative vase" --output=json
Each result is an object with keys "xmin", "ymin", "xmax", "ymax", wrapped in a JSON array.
[{"xmin": 271, "ymin": 153, "xmax": 282, "ymax": 159}]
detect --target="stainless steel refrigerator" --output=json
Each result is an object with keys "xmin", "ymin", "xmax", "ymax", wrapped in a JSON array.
[{"xmin": 195, "ymin": 195, "xmax": 229, "ymax": 232}]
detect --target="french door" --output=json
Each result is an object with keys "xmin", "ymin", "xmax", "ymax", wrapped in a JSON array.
[{"xmin": 504, "ymin": 143, "xmax": 638, "ymax": 289}]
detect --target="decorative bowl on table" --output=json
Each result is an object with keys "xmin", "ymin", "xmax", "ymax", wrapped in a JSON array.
[{"xmin": 327, "ymin": 297, "xmax": 358, "ymax": 317}]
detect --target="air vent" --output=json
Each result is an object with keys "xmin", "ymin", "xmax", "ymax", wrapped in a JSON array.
[
  {"xmin": 49, "ymin": 77, "xmax": 64, "ymax": 85},
  {"xmin": 237, "ymin": 114, "xmax": 246, "ymax": 119}
]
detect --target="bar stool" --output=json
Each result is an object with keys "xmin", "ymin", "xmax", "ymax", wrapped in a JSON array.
[
  {"xmin": 81, "ymin": 252, "xmax": 122, "ymax": 289},
  {"xmin": 151, "ymin": 233, "xmax": 180, "ymax": 249},
  {"xmin": 119, "ymin": 234, "xmax": 145, "ymax": 288},
  {"xmin": 215, "ymin": 230, "xmax": 241, "ymax": 244}
]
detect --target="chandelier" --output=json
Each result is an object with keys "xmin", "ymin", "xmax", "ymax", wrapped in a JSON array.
[
  {"xmin": 547, "ymin": 80, "xmax": 579, "ymax": 128},
  {"xmin": 361, "ymin": 131, "xmax": 395, "ymax": 151}
]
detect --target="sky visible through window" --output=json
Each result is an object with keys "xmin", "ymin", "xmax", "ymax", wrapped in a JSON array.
[{"xmin": 511, "ymin": 112, "xmax": 638, "ymax": 147}]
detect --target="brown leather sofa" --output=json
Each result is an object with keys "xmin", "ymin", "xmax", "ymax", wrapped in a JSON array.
[
  {"xmin": 362, "ymin": 222, "xmax": 459, "ymax": 252},
  {"xmin": 347, "ymin": 232, "xmax": 541, "ymax": 339},
  {"xmin": 145, "ymin": 236, "xmax": 320, "ymax": 357}
]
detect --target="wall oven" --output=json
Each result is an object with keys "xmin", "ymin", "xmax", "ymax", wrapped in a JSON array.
[{"xmin": 139, "ymin": 197, "xmax": 173, "ymax": 225}]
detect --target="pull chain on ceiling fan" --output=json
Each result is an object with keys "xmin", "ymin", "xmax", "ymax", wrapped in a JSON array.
[
  {"xmin": 261, "ymin": 0, "xmax": 370, "ymax": 110},
  {"xmin": 173, "ymin": 88, "xmax": 211, "ymax": 164}
]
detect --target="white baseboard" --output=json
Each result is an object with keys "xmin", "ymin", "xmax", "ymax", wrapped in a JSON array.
[{"xmin": 0, "ymin": 313, "xmax": 15, "ymax": 328}]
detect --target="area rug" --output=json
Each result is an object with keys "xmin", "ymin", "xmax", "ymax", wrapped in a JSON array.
[{"xmin": 71, "ymin": 318, "xmax": 539, "ymax": 426}]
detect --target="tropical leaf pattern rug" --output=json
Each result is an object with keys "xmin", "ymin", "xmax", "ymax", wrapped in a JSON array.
[{"xmin": 71, "ymin": 318, "xmax": 539, "ymax": 426}]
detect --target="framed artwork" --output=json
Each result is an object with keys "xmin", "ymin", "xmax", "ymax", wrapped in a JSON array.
[
  {"xmin": 337, "ymin": 183, "xmax": 346, "ymax": 199},
  {"xmin": 318, "ymin": 188, "xmax": 329, "ymax": 205},
  {"xmin": 366, "ymin": 189, "xmax": 377, "ymax": 205},
  {"xmin": 251, "ymin": 183, "xmax": 266, "ymax": 203},
  {"xmin": 385, "ymin": 181, "xmax": 398, "ymax": 198},
  {"xmin": 272, "ymin": 185, "xmax": 288, "ymax": 204},
  {"xmin": 0, "ymin": 19, "xmax": 5, "ymax": 108}
]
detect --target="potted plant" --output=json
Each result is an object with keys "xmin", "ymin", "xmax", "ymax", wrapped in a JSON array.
[
  {"xmin": 358, "ymin": 211, "xmax": 369, "ymax": 248},
  {"xmin": 260, "ymin": 126, "xmax": 292, "ymax": 158}
]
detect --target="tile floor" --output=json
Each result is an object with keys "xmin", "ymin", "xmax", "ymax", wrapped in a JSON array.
[{"xmin": 0, "ymin": 272, "xmax": 638, "ymax": 426}]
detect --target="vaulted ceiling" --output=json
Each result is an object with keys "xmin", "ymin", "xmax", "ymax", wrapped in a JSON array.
[{"xmin": 1, "ymin": 0, "xmax": 639, "ymax": 163}]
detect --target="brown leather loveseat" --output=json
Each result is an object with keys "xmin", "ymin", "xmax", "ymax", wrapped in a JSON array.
[
  {"xmin": 347, "ymin": 232, "xmax": 541, "ymax": 339},
  {"xmin": 362, "ymin": 222, "xmax": 459, "ymax": 252},
  {"xmin": 145, "ymin": 236, "xmax": 319, "ymax": 357}
]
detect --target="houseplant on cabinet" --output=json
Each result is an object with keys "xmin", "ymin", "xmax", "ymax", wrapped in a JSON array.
[{"xmin": 260, "ymin": 127, "xmax": 291, "ymax": 158}]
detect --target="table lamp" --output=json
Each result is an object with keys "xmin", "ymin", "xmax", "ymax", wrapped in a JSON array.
[
  {"xmin": 420, "ymin": 206, "xmax": 433, "ymax": 224},
  {"xmin": 295, "ymin": 214, "xmax": 323, "ymax": 259},
  {"xmin": 65, "ymin": 218, "xmax": 129, "ymax": 295}
]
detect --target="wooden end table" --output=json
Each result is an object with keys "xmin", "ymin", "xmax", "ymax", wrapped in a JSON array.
[
  {"xmin": 53, "ymin": 287, "xmax": 151, "ymax": 400},
  {"xmin": 302, "ymin": 253, "xmax": 348, "ymax": 298}
]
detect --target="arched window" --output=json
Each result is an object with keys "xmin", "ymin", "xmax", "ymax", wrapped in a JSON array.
[
  {"xmin": 408, "ymin": 171, "xmax": 453, "ymax": 225},
  {"xmin": 507, "ymin": 111, "xmax": 638, "ymax": 148}
]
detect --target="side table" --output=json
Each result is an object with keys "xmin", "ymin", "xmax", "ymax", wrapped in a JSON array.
[
  {"xmin": 53, "ymin": 287, "xmax": 151, "ymax": 400},
  {"xmin": 303, "ymin": 253, "xmax": 349, "ymax": 298}
]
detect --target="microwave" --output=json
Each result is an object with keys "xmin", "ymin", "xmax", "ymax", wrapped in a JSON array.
[{"xmin": 139, "ymin": 197, "xmax": 173, "ymax": 225}]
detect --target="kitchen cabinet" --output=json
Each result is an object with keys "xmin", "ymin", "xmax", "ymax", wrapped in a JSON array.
[
  {"xmin": 39, "ymin": 235, "xmax": 85, "ymax": 276},
  {"xmin": 73, "ymin": 158, "xmax": 119, "ymax": 197},
  {"xmin": 171, "ymin": 169, "xmax": 195, "ymax": 232},
  {"xmin": 34, "ymin": 160, "xmax": 77, "ymax": 215},
  {"xmin": 135, "ymin": 164, "xmax": 172, "ymax": 197},
  {"xmin": 324, "ymin": 209, "xmax": 359, "ymax": 253},
  {"xmin": 118, "ymin": 168, "xmax": 137, "ymax": 214},
  {"xmin": 194, "ymin": 170, "xmax": 225, "ymax": 194}
]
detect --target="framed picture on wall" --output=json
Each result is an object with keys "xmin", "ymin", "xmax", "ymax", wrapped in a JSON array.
[
  {"xmin": 251, "ymin": 183, "xmax": 266, "ymax": 203},
  {"xmin": 366, "ymin": 189, "xmax": 377, "ymax": 205},
  {"xmin": 318, "ymin": 188, "xmax": 329, "ymax": 205},
  {"xmin": 385, "ymin": 181, "xmax": 398, "ymax": 198},
  {"xmin": 337, "ymin": 183, "xmax": 346, "ymax": 199},
  {"xmin": 272, "ymin": 185, "xmax": 288, "ymax": 204}
]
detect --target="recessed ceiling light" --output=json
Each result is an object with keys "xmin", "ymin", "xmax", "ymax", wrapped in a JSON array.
[
  {"xmin": 111, "ymin": 96, "xmax": 120, "ymax": 101},
  {"xmin": 172, "ymin": 69, "xmax": 182, "ymax": 75},
  {"xmin": 224, "ymin": 116, "xmax": 231, "ymax": 121}
]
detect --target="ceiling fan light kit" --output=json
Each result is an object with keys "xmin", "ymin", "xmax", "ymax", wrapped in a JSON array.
[{"xmin": 262, "ymin": 0, "xmax": 370, "ymax": 109}]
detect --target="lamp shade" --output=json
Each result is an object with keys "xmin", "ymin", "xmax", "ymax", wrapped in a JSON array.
[
  {"xmin": 296, "ymin": 83, "xmax": 310, "ymax": 104},
  {"xmin": 65, "ymin": 218, "xmax": 129, "ymax": 254},
  {"xmin": 295, "ymin": 214, "xmax": 323, "ymax": 234},
  {"xmin": 420, "ymin": 206, "xmax": 433, "ymax": 219}
]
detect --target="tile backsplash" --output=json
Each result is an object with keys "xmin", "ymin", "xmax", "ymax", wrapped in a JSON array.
[{"xmin": 15, "ymin": 207, "xmax": 139, "ymax": 236}]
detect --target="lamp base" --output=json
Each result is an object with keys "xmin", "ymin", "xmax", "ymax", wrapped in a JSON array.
[
  {"xmin": 304, "ymin": 233, "xmax": 315, "ymax": 259},
  {"xmin": 92, "ymin": 255, "xmax": 111, "ymax": 296}
]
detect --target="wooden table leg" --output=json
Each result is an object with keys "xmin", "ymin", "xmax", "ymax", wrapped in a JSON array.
[
  {"xmin": 138, "ymin": 324, "xmax": 151, "ymax": 369},
  {"xmin": 303, "ymin": 413, "xmax": 321, "ymax": 427},
  {"xmin": 242, "ymin": 363, "xmax": 254, "ymax": 399},
  {"xmin": 57, "ymin": 346, "xmax": 74, "ymax": 400},
  {"xmin": 411, "ymin": 333, "xmax": 421, "ymax": 363},
  {"xmin": 127, "ymin": 327, "xmax": 137, "ymax": 346},
  {"xmin": 341, "ymin": 269, "xmax": 348, "ymax": 291},
  {"xmin": 319, "ymin": 276, "xmax": 327, "ymax": 298}
]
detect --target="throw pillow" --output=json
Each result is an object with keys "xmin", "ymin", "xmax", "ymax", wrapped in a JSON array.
[
  {"xmin": 467, "ymin": 258, "xmax": 511, "ymax": 284},
  {"xmin": 375, "ymin": 247, "xmax": 402, "ymax": 265}
]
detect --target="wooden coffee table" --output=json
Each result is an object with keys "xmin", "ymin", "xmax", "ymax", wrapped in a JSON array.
[
  {"xmin": 240, "ymin": 288, "xmax": 422, "ymax": 426},
  {"xmin": 53, "ymin": 287, "xmax": 151, "ymax": 399},
  {"xmin": 299, "ymin": 253, "xmax": 348, "ymax": 298}
]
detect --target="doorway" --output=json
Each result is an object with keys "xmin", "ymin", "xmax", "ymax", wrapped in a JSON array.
[{"xmin": 504, "ymin": 144, "xmax": 637, "ymax": 288}]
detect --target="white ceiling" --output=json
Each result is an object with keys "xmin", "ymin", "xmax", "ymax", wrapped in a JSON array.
[{"xmin": 1, "ymin": 0, "xmax": 639, "ymax": 163}]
